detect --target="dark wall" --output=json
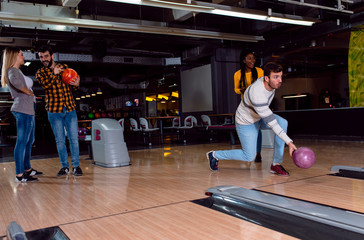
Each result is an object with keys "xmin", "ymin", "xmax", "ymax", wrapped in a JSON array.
[
  {"xmin": 275, "ymin": 107, "xmax": 364, "ymax": 140},
  {"xmin": 211, "ymin": 48, "xmax": 241, "ymax": 114}
]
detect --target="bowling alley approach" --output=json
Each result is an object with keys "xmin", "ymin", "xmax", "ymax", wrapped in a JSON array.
[{"xmin": 1, "ymin": 1, "xmax": 364, "ymax": 239}]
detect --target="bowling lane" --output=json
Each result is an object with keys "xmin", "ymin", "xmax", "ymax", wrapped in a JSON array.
[
  {"xmin": 60, "ymin": 202, "xmax": 298, "ymax": 240},
  {"xmin": 256, "ymin": 175, "xmax": 364, "ymax": 213}
]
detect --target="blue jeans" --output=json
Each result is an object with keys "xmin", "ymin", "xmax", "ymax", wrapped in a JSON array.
[
  {"xmin": 256, "ymin": 130, "xmax": 262, "ymax": 154},
  {"xmin": 214, "ymin": 114, "xmax": 288, "ymax": 164},
  {"xmin": 12, "ymin": 112, "xmax": 35, "ymax": 175},
  {"xmin": 48, "ymin": 108, "xmax": 80, "ymax": 168}
]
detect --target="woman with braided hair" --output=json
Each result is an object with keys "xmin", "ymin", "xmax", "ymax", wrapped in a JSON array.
[{"xmin": 233, "ymin": 50, "xmax": 264, "ymax": 162}]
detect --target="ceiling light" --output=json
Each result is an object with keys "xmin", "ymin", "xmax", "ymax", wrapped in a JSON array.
[
  {"xmin": 96, "ymin": 88, "xmax": 103, "ymax": 94},
  {"xmin": 211, "ymin": 9, "xmax": 267, "ymax": 21},
  {"xmin": 267, "ymin": 16, "xmax": 314, "ymax": 26},
  {"xmin": 282, "ymin": 94, "xmax": 308, "ymax": 99},
  {"xmin": 147, "ymin": 0, "xmax": 214, "ymax": 10},
  {"xmin": 54, "ymin": 25, "xmax": 67, "ymax": 31},
  {"xmin": 106, "ymin": 0, "xmax": 316, "ymax": 26}
]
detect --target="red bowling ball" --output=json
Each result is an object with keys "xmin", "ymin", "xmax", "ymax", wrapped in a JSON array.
[
  {"xmin": 293, "ymin": 147, "xmax": 316, "ymax": 169},
  {"xmin": 61, "ymin": 68, "xmax": 78, "ymax": 84}
]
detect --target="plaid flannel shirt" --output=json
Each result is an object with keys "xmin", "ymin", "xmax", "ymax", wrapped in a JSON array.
[{"xmin": 36, "ymin": 63, "xmax": 78, "ymax": 113}]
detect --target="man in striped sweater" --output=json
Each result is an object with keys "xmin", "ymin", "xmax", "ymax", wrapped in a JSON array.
[{"xmin": 207, "ymin": 62, "xmax": 297, "ymax": 176}]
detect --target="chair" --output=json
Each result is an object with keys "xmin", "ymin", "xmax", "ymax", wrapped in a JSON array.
[
  {"xmin": 222, "ymin": 116, "xmax": 234, "ymax": 125},
  {"xmin": 201, "ymin": 115, "xmax": 220, "ymax": 142},
  {"xmin": 201, "ymin": 115, "xmax": 221, "ymax": 129},
  {"xmin": 176, "ymin": 115, "xmax": 198, "ymax": 144},
  {"xmin": 139, "ymin": 117, "xmax": 159, "ymax": 146},
  {"xmin": 164, "ymin": 117, "xmax": 180, "ymax": 129},
  {"xmin": 129, "ymin": 118, "xmax": 141, "ymax": 132},
  {"xmin": 118, "ymin": 118, "xmax": 125, "ymax": 132}
]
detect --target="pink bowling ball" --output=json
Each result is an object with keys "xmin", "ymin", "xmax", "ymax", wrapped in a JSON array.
[{"xmin": 293, "ymin": 147, "xmax": 316, "ymax": 169}]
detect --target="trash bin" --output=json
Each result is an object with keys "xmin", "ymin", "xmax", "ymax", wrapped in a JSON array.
[{"xmin": 92, "ymin": 118, "xmax": 130, "ymax": 167}]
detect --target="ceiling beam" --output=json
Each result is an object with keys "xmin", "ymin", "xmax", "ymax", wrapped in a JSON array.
[{"xmin": 0, "ymin": 12, "xmax": 264, "ymax": 42}]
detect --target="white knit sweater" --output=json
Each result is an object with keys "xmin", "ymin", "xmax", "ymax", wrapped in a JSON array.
[{"xmin": 235, "ymin": 77, "xmax": 292, "ymax": 145}]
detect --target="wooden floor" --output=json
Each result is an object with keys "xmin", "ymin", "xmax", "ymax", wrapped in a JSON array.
[{"xmin": 1, "ymin": 139, "xmax": 364, "ymax": 239}]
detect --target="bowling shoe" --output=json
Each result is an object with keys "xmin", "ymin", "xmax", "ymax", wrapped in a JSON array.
[
  {"xmin": 57, "ymin": 167, "xmax": 70, "ymax": 177},
  {"xmin": 254, "ymin": 153, "xmax": 262, "ymax": 163},
  {"xmin": 206, "ymin": 151, "xmax": 219, "ymax": 171},
  {"xmin": 73, "ymin": 166, "xmax": 83, "ymax": 176},
  {"xmin": 27, "ymin": 168, "xmax": 43, "ymax": 176},
  {"xmin": 15, "ymin": 172, "xmax": 38, "ymax": 183},
  {"xmin": 270, "ymin": 164, "xmax": 289, "ymax": 176}
]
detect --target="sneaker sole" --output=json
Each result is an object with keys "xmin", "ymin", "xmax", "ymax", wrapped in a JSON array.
[
  {"xmin": 269, "ymin": 170, "xmax": 289, "ymax": 176},
  {"xmin": 206, "ymin": 151, "xmax": 218, "ymax": 172},
  {"xmin": 15, "ymin": 178, "xmax": 39, "ymax": 183},
  {"xmin": 30, "ymin": 172, "xmax": 43, "ymax": 176}
]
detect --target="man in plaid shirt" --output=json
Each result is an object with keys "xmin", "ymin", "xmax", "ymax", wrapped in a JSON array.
[{"xmin": 36, "ymin": 46, "xmax": 83, "ymax": 177}]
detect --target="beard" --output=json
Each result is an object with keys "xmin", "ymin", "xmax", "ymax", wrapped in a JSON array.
[
  {"xmin": 41, "ymin": 58, "xmax": 53, "ymax": 68},
  {"xmin": 268, "ymin": 81, "xmax": 281, "ymax": 89}
]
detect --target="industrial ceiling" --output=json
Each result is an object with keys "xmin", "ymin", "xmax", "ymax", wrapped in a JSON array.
[{"xmin": 0, "ymin": 0, "xmax": 363, "ymax": 96}]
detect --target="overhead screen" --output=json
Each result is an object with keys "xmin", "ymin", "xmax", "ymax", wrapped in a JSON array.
[{"xmin": 181, "ymin": 64, "xmax": 213, "ymax": 112}]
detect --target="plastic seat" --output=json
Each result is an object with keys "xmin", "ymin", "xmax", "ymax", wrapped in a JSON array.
[
  {"xmin": 118, "ymin": 118, "xmax": 125, "ymax": 132},
  {"xmin": 139, "ymin": 117, "xmax": 159, "ymax": 146},
  {"xmin": 176, "ymin": 115, "xmax": 198, "ymax": 143},
  {"xmin": 222, "ymin": 116, "xmax": 234, "ymax": 125},
  {"xmin": 201, "ymin": 115, "xmax": 221, "ymax": 142},
  {"xmin": 177, "ymin": 115, "xmax": 197, "ymax": 130},
  {"xmin": 201, "ymin": 115, "xmax": 222, "ymax": 129},
  {"xmin": 164, "ymin": 117, "xmax": 180, "ymax": 129},
  {"xmin": 129, "ymin": 118, "xmax": 141, "ymax": 132}
]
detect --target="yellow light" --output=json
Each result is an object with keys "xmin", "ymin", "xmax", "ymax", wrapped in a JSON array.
[
  {"xmin": 158, "ymin": 94, "xmax": 169, "ymax": 100},
  {"xmin": 172, "ymin": 91, "xmax": 179, "ymax": 98},
  {"xmin": 146, "ymin": 97, "xmax": 154, "ymax": 101}
]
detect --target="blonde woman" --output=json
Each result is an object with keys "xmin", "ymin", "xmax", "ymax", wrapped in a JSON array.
[{"xmin": 1, "ymin": 47, "xmax": 42, "ymax": 182}]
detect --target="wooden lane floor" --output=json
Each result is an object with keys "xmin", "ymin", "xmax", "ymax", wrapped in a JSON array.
[
  {"xmin": 256, "ymin": 175, "xmax": 364, "ymax": 213},
  {"xmin": 255, "ymin": 139, "xmax": 364, "ymax": 213},
  {"xmin": 61, "ymin": 202, "xmax": 297, "ymax": 239},
  {"xmin": 0, "ymin": 139, "xmax": 363, "ymax": 238}
]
